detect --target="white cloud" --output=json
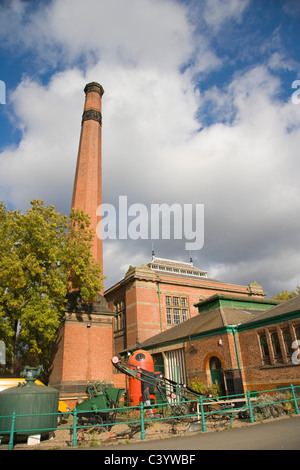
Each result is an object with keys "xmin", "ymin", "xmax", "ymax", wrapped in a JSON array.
[
  {"xmin": 0, "ymin": 69, "xmax": 87, "ymax": 211},
  {"xmin": 49, "ymin": 0, "xmax": 192, "ymax": 69},
  {"xmin": 202, "ymin": 0, "xmax": 250, "ymax": 31},
  {"xmin": 0, "ymin": 0, "xmax": 300, "ymax": 296},
  {"xmin": 0, "ymin": 0, "xmax": 194, "ymax": 71}
]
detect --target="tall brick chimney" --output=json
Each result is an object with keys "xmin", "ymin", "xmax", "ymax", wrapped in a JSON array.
[
  {"xmin": 49, "ymin": 83, "xmax": 116, "ymax": 403},
  {"xmin": 71, "ymin": 82, "xmax": 104, "ymax": 278}
]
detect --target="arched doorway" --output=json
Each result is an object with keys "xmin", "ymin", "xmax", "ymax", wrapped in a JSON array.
[{"xmin": 209, "ymin": 356, "xmax": 225, "ymax": 396}]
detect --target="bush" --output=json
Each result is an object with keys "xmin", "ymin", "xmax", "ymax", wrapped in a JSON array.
[
  {"xmin": 253, "ymin": 393, "xmax": 289, "ymax": 421},
  {"xmin": 188, "ymin": 377, "xmax": 219, "ymax": 398}
]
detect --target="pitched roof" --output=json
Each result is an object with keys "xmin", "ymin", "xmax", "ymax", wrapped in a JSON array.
[
  {"xmin": 139, "ymin": 295, "xmax": 300, "ymax": 351},
  {"xmin": 241, "ymin": 294, "xmax": 300, "ymax": 326},
  {"xmin": 139, "ymin": 306, "xmax": 262, "ymax": 350},
  {"xmin": 130, "ymin": 295, "xmax": 300, "ymax": 353}
]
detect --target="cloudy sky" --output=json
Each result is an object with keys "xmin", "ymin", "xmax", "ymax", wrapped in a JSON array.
[{"xmin": 0, "ymin": 0, "xmax": 300, "ymax": 296}]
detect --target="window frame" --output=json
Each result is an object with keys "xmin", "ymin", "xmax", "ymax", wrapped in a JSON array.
[
  {"xmin": 165, "ymin": 294, "xmax": 189, "ymax": 326},
  {"xmin": 270, "ymin": 331, "xmax": 282, "ymax": 360},
  {"xmin": 259, "ymin": 334, "xmax": 270, "ymax": 360},
  {"xmin": 114, "ymin": 299, "xmax": 126, "ymax": 334},
  {"xmin": 282, "ymin": 329, "xmax": 292, "ymax": 357}
]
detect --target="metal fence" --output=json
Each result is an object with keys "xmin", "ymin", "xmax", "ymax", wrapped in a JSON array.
[{"xmin": 1, "ymin": 383, "xmax": 299, "ymax": 450}]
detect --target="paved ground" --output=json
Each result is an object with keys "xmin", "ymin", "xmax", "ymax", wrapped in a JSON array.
[{"xmin": 93, "ymin": 415, "xmax": 300, "ymax": 451}]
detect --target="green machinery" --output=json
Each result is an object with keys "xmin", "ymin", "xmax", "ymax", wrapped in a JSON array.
[
  {"xmin": 75, "ymin": 381, "xmax": 125, "ymax": 428},
  {"xmin": 0, "ymin": 366, "xmax": 59, "ymax": 437}
]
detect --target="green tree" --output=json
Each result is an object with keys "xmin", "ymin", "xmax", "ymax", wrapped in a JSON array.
[
  {"xmin": 0, "ymin": 200, "xmax": 102, "ymax": 373},
  {"xmin": 271, "ymin": 287, "xmax": 300, "ymax": 301}
]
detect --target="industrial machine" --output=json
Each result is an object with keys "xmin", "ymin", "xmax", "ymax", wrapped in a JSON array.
[
  {"xmin": 126, "ymin": 349, "xmax": 156, "ymax": 405},
  {"xmin": 74, "ymin": 381, "xmax": 125, "ymax": 429},
  {"xmin": 112, "ymin": 350, "xmax": 201, "ymax": 416},
  {"xmin": 0, "ymin": 366, "xmax": 59, "ymax": 438},
  {"xmin": 0, "ymin": 376, "xmax": 70, "ymax": 423}
]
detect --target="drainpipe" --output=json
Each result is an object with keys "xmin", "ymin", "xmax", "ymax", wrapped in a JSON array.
[
  {"xmin": 229, "ymin": 325, "xmax": 241, "ymax": 371},
  {"xmin": 157, "ymin": 282, "xmax": 163, "ymax": 332}
]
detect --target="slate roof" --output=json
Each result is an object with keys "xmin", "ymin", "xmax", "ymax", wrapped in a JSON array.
[
  {"xmin": 241, "ymin": 294, "xmax": 300, "ymax": 326},
  {"xmin": 139, "ymin": 295, "xmax": 300, "ymax": 351},
  {"xmin": 140, "ymin": 306, "xmax": 262, "ymax": 350}
]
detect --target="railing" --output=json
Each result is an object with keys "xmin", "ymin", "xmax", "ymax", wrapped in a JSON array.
[{"xmin": 1, "ymin": 384, "xmax": 299, "ymax": 450}]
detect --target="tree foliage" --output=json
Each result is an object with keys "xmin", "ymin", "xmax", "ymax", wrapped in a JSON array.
[
  {"xmin": 0, "ymin": 200, "xmax": 102, "ymax": 373},
  {"xmin": 271, "ymin": 286, "xmax": 300, "ymax": 301}
]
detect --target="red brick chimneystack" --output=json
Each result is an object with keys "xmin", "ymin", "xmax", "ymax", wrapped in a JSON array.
[
  {"xmin": 49, "ymin": 83, "xmax": 115, "ymax": 404},
  {"xmin": 71, "ymin": 82, "xmax": 104, "ymax": 281}
]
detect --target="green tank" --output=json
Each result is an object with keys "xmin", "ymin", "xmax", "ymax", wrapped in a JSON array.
[{"xmin": 0, "ymin": 366, "xmax": 59, "ymax": 437}]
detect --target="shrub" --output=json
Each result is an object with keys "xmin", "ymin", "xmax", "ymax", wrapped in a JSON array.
[
  {"xmin": 188, "ymin": 377, "xmax": 219, "ymax": 398},
  {"xmin": 253, "ymin": 393, "xmax": 289, "ymax": 421}
]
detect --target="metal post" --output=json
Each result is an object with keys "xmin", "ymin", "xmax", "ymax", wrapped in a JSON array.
[
  {"xmin": 8, "ymin": 411, "xmax": 16, "ymax": 451},
  {"xmin": 72, "ymin": 408, "xmax": 77, "ymax": 447},
  {"xmin": 175, "ymin": 365, "xmax": 180, "ymax": 403},
  {"xmin": 290, "ymin": 384, "xmax": 299, "ymax": 415},
  {"xmin": 199, "ymin": 396, "xmax": 207, "ymax": 432},
  {"xmin": 140, "ymin": 402, "xmax": 145, "ymax": 440},
  {"xmin": 246, "ymin": 390, "xmax": 254, "ymax": 423}
]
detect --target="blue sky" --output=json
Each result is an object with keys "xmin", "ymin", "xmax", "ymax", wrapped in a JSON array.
[{"xmin": 0, "ymin": 0, "xmax": 300, "ymax": 296}]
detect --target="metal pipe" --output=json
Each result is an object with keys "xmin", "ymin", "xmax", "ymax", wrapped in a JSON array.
[
  {"xmin": 157, "ymin": 282, "xmax": 162, "ymax": 332},
  {"xmin": 229, "ymin": 325, "xmax": 242, "ymax": 371}
]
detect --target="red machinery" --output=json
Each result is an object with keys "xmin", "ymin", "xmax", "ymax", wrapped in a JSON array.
[
  {"xmin": 112, "ymin": 350, "xmax": 200, "ymax": 410},
  {"xmin": 127, "ymin": 350, "xmax": 156, "ymax": 405}
]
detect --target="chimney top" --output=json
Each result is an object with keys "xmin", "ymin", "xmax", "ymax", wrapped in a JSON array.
[{"xmin": 84, "ymin": 82, "xmax": 104, "ymax": 96}]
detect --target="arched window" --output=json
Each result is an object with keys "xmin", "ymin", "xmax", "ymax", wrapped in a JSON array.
[
  {"xmin": 259, "ymin": 334, "xmax": 270, "ymax": 359},
  {"xmin": 283, "ymin": 329, "xmax": 292, "ymax": 356},
  {"xmin": 271, "ymin": 332, "xmax": 282, "ymax": 359}
]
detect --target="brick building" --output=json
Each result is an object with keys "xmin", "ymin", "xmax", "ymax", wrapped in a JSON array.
[
  {"xmin": 105, "ymin": 256, "xmax": 267, "ymax": 354},
  {"xmin": 105, "ymin": 256, "xmax": 270, "ymax": 389},
  {"xmin": 136, "ymin": 293, "xmax": 300, "ymax": 394}
]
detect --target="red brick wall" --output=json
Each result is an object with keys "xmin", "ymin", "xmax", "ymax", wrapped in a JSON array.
[
  {"xmin": 125, "ymin": 281, "xmax": 139, "ymax": 347},
  {"xmin": 134, "ymin": 280, "xmax": 162, "ymax": 343},
  {"xmin": 183, "ymin": 321, "xmax": 300, "ymax": 393},
  {"xmin": 49, "ymin": 314, "xmax": 114, "ymax": 386},
  {"xmin": 105, "ymin": 270, "xmax": 263, "ymax": 357},
  {"xmin": 185, "ymin": 332, "xmax": 238, "ymax": 386},
  {"xmin": 238, "ymin": 321, "xmax": 300, "ymax": 391},
  {"xmin": 49, "ymin": 323, "xmax": 65, "ymax": 385}
]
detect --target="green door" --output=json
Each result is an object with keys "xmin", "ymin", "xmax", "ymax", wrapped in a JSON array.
[
  {"xmin": 152, "ymin": 353, "xmax": 165, "ymax": 404},
  {"xmin": 209, "ymin": 357, "xmax": 225, "ymax": 395}
]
